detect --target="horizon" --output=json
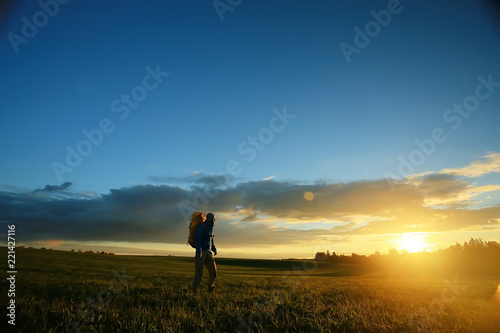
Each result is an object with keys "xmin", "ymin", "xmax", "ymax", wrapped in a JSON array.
[
  {"xmin": 7, "ymin": 238, "xmax": 491, "ymax": 260},
  {"xmin": 1, "ymin": 1, "xmax": 499, "ymax": 259}
]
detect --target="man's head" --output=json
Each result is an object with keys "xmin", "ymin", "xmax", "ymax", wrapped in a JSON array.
[{"xmin": 206, "ymin": 212, "xmax": 215, "ymax": 224}]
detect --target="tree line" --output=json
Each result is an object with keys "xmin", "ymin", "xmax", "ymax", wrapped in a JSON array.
[{"xmin": 314, "ymin": 238, "xmax": 500, "ymax": 277}]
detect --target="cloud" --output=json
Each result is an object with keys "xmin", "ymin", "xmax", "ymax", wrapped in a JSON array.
[
  {"xmin": 34, "ymin": 181, "xmax": 72, "ymax": 192},
  {"xmin": 210, "ymin": 179, "xmax": 422, "ymax": 221},
  {"xmin": 415, "ymin": 174, "xmax": 472, "ymax": 207},
  {"xmin": 1, "ymin": 153, "xmax": 499, "ymax": 249},
  {"xmin": 438, "ymin": 152, "xmax": 500, "ymax": 178},
  {"xmin": 0, "ymin": 184, "xmax": 190, "ymax": 244},
  {"xmin": 149, "ymin": 172, "xmax": 236, "ymax": 187}
]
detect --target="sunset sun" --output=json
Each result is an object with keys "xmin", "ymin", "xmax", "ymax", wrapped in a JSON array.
[{"xmin": 397, "ymin": 235, "xmax": 430, "ymax": 253}]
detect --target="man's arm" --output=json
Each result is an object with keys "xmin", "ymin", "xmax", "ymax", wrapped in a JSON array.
[{"xmin": 212, "ymin": 237, "xmax": 217, "ymax": 255}]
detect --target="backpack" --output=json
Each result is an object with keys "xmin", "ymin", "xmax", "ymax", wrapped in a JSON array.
[{"xmin": 187, "ymin": 212, "xmax": 206, "ymax": 248}]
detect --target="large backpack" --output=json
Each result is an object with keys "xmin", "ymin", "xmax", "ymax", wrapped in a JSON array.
[{"xmin": 187, "ymin": 212, "xmax": 206, "ymax": 248}]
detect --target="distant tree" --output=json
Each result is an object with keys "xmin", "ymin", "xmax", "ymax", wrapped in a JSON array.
[
  {"xmin": 315, "ymin": 252, "xmax": 327, "ymax": 261},
  {"xmin": 388, "ymin": 248, "xmax": 399, "ymax": 256},
  {"xmin": 350, "ymin": 253, "xmax": 367, "ymax": 264}
]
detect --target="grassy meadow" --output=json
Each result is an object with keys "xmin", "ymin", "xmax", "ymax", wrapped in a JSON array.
[{"xmin": 1, "ymin": 247, "xmax": 499, "ymax": 332}]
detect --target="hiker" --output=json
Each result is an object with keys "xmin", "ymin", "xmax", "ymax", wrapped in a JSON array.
[{"xmin": 191, "ymin": 212, "xmax": 218, "ymax": 292}]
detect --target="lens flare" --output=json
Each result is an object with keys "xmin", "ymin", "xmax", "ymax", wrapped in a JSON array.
[{"xmin": 304, "ymin": 191, "xmax": 314, "ymax": 201}]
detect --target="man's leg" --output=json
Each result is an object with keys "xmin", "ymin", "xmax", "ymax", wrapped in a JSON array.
[
  {"xmin": 205, "ymin": 252, "xmax": 217, "ymax": 292},
  {"xmin": 191, "ymin": 252, "xmax": 205, "ymax": 291}
]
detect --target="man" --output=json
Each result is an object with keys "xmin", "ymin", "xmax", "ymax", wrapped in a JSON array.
[{"xmin": 191, "ymin": 212, "xmax": 217, "ymax": 292}]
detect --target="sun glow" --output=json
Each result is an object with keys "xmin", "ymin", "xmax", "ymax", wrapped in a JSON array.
[{"xmin": 397, "ymin": 234, "xmax": 430, "ymax": 253}]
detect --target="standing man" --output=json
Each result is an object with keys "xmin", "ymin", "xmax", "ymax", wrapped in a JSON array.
[{"xmin": 192, "ymin": 212, "xmax": 217, "ymax": 292}]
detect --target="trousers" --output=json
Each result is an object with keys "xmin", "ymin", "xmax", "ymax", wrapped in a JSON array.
[{"xmin": 191, "ymin": 250, "xmax": 217, "ymax": 291}]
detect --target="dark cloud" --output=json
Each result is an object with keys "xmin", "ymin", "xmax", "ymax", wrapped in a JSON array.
[
  {"xmin": 0, "ymin": 185, "xmax": 190, "ymax": 244},
  {"xmin": 203, "ymin": 179, "xmax": 423, "ymax": 221},
  {"xmin": 149, "ymin": 175, "xmax": 187, "ymax": 183},
  {"xmin": 34, "ymin": 181, "xmax": 72, "ymax": 192},
  {"xmin": 416, "ymin": 174, "xmax": 470, "ymax": 200},
  {"xmin": 0, "ymin": 175, "xmax": 499, "ymax": 248},
  {"xmin": 149, "ymin": 172, "xmax": 236, "ymax": 187}
]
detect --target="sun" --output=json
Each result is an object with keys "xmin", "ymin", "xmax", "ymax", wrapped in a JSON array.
[{"xmin": 397, "ymin": 234, "xmax": 429, "ymax": 253}]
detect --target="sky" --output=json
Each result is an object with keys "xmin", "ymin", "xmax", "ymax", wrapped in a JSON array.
[{"xmin": 0, "ymin": 0, "xmax": 499, "ymax": 259}]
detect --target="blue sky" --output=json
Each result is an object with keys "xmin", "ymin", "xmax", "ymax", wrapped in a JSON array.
[{"xmin": 1, "ymin": 0, "xmax": 499, "ymax": 258}]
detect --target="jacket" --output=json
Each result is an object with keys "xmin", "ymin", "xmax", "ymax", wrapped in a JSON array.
[{"xmin": 194, "ymin": 221, "xmax": 216, "ymax": 254}]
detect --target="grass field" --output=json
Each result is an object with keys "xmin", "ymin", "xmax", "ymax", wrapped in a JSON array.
[{"xmin": 1, "ymin": 247, "xmax": 499, "ymax": 332}]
